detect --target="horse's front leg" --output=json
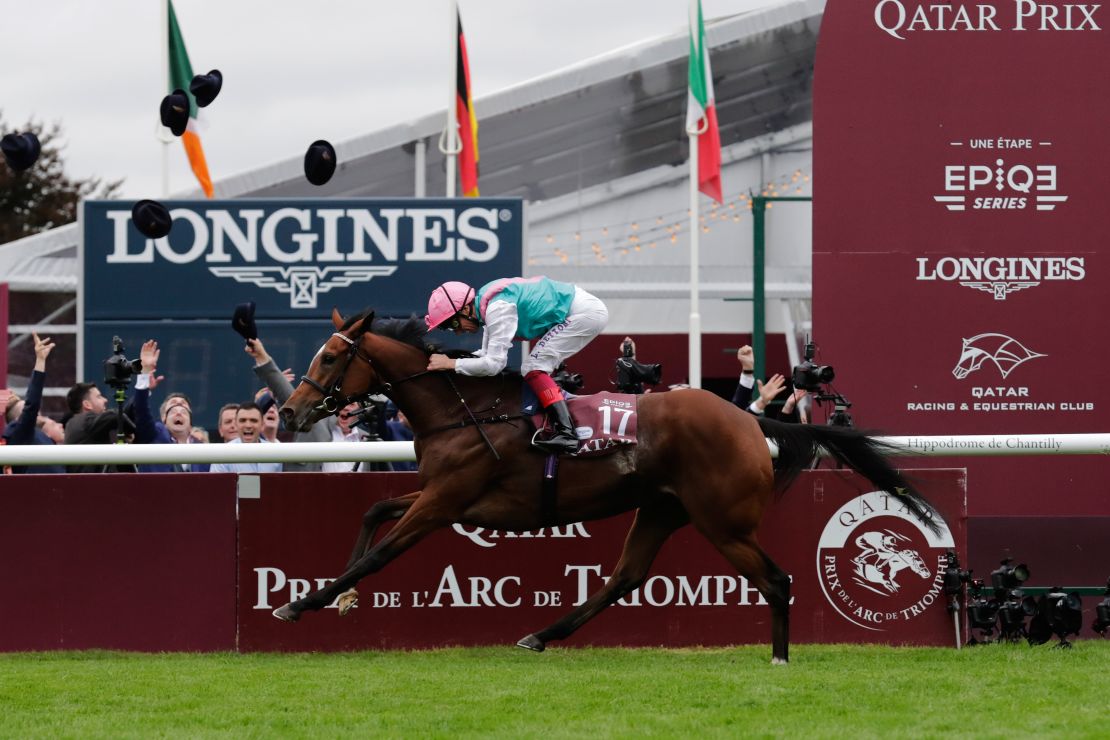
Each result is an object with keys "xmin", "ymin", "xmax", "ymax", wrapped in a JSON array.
[
  {"xmin": 517, "ymin": 497, "xmax": 688, "ymax": 651},
  {"xmin": 335, "ymin": 491, "xmax": 421, "ymax": 616},
  {"xmin": 273, "ymin": 492, "xmax": 450, "ymax": 622}
]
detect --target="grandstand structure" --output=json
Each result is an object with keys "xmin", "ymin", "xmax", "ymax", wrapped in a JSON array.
[{"xmin": 0, "ymin": 0, "xmax": 822, "ymax": 405}]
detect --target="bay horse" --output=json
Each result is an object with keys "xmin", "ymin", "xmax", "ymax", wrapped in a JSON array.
[{"xmin": 275, "ymin": 309, "xmax": 938, "ymax": 664}]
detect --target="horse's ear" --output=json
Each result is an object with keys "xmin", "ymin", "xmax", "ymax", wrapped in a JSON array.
[
  {"xmin": 331, "ymin": 307, "xmax": 344, "ymax": 329},
  {"xmin": 351, "ymin": 311, "xmax": 375, "ymax": 338}
]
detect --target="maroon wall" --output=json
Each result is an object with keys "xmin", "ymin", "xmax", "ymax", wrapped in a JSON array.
[
  {"xmin": 0, "ymin": 475, "xmax": 237, "ymax": 651},
  {"xmin": 238, "ymin": 470, "xmax": 965, "ymax": 651},
  {"xmin": 811, "ymin": 0, "xmax": 1110, "ymax": 575},
  {"xmin": 569, "ymin": 332, "xmax": 789, "ymax": 394},
  {"xmin": 0, "ymin": 470, "xmax": 970, "ymax": 652}
]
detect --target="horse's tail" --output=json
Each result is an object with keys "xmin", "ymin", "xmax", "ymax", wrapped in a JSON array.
[{"xmin": 755, "ymin": 417, "xmax": 941, "ymax": 534}]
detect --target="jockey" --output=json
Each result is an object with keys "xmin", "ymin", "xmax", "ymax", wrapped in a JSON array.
[{"xmin": 424, "ymin": 276, "xmax": 608, "ymax": 455}]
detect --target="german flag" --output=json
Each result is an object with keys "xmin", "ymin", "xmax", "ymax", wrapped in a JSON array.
[{"xmin": 456, "ymin": 10, "xmax": 479, "ymax": 197}]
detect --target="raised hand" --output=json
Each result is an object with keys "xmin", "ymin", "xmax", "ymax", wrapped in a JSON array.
[{"xmin": 32, "ymin": 332, "xmax": 55, "ymax": 372}]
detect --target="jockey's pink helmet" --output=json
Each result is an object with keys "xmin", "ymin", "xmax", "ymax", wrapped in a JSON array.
[{"xmin": 425, "ymin": 281, "xmax": 475, "ymax": 329}]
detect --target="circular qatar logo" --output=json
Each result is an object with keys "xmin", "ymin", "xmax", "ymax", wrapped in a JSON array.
[{"xmin": 817, "ymin": 491, "xmax": 954, "ymax": 631}]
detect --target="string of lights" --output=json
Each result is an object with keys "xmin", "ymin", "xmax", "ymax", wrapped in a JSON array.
[{"xmin": 528, "ymin": 169, "xmax": 811, "ymax": 266}]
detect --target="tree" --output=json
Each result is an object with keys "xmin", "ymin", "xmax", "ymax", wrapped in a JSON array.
[{"xmin": 0, "ymin": 114, "xmax": 123, "ymax": 245}]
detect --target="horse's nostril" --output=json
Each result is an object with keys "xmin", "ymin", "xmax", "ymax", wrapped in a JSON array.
[{"xmin": 279, "ymin": 407, "xmax": 294, "ymax": 422}]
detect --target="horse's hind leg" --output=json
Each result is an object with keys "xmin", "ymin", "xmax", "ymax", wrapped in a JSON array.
[
  {"xmin": 709, "ymin": 536, "xmax": 791, "ymax": 664},
  {"xmin": 517, "ymin": 496, "xmax": 688, "ymax": 652},
  {"xmin": 336, "ymin": 492, "xmax": 420, "ymax": 615}
]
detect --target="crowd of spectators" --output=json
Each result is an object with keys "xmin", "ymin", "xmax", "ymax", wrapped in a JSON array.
[
  {"xmin": 0, "ymin": 330, "xmax": 799, "ymax": 475},
  {"xmin": 0, "ymin": 329, "xmax": 414, "ymax": 475}
]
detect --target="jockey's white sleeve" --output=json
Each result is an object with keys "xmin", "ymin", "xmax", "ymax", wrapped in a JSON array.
[{"xmin": 455, "ymin": 300, "xmax": 517, "ymax": 376}]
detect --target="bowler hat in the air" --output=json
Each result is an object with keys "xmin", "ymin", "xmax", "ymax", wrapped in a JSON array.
[
  {"xmin": 232, "ymin": 301, "xmax": 258, "ymax": 342},
  {"xmin": 131, "ymin": 200, "xmax": 173, "ymax": 240},
  {"xmin": 189, "ymin": 69, "xmax": 222, "ymax": 108},
  {"xmin": 304, "ymin": 139, "xmax": 337, "ymax": 186},
  {"xmin": 1, "ymin": 132, "xmax": 41, "ymax": 172},
  {"xmin": 160, "ymin": 89, "xmax": 190, "ymax": 136}
]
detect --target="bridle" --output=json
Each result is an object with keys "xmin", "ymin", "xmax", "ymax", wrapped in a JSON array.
[
  {"xmin": 298, "ymin": 329, "xmax": 505, "ymax": 460},
  {"xmin": 299, "ymin": 331, "xmax": 432, "ymax": 414}
]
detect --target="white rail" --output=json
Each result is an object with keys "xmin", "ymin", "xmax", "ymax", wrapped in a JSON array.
[
  {"xmin": 0, "ymin": 434, "xmax": 1106, "ymax": 466},
  {"xmin": 0, "ymin": 442, "xmax": 417, "ymax": 466}
]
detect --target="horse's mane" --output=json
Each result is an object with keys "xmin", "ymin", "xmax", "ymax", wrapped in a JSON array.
[{"xmin": 341, "ymin": 309, "xmax": 432, "ymax": 352}]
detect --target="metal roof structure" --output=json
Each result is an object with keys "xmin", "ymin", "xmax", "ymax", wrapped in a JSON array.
[{"xmin": 0, "ymin": 0, "xmax": 822, "ymax": 297}]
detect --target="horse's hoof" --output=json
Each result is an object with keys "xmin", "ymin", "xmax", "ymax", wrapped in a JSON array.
[
  {"xmin": 516, "ymin": 634, "xmax": 546, "ymax": 652},
  {"xmin": 272, "ymin": 604, "xmax": 300, "ymax": 623},
  {"xmin": 771, "ymin": 657, "xmax": 789, "ymax": 666},
  {"xmin": 337, "ymin": 589, "xmax": 359, "ymax": 616}
]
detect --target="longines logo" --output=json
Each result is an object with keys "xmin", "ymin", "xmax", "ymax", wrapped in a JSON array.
[
  {"xmin": 934, "ymin": 142, "xmax": 1068, "ymax": 212},
  {"xmin": 915, "ymin": 256, "xmax": 1085, "ymax": 300},
  {"xmin": 875, "ymin": 1, "xmax": 1103, "ymax": 40},
  {"xmin": 817, "ymin": 492, "xmax": 954, "ymax": 631},
  {"xmin": 106, "ymin": 206, "xmax": 512, "ymax": 308}
]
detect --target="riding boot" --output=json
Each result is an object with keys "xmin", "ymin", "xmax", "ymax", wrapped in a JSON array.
[{"xmin": 533, "ymin": 399, "xmax": 579, "ymax": 455}]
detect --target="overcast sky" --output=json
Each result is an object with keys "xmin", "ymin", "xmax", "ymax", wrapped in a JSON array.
[{"xmin": 2, "ymin": 0, "xmax": 786, "ymax": 199}]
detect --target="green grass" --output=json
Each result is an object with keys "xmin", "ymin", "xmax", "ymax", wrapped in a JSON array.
[{"xmin": 1, "ymin": 642, "xmax": 1106, "ymax": 738}]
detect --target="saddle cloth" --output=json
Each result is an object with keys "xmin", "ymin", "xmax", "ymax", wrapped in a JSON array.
[{"xmin": 523, "ymin": 389, "xmax": 639, "ymax": 457}]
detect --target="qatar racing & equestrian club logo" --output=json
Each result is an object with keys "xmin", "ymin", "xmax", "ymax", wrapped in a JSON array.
[{"xmin": 817, "ymin": 491, "xmax": 954, "ymax": 631}]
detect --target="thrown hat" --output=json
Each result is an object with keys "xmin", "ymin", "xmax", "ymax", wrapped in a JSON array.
[
  {"xmin": 1, "ymin": 132, "xmax": 41, "ymax": 172},
  {"xmin": 189, "ymin": 69, "xmax": 222, "ymax": 108},
  {"xmin": 159, "ymin": 89, "xmax": 190, "ymax": 136},
  {"xmin": 131, "ymin": 200, "xmax": 173, "ymax": 239},
  {"xmin": 232, "ymin": 301, "xmax": 258, "ymax": 342},
  {"xmin": 304, "ymin": 139, "xmax": 337, "ymax": 186}
]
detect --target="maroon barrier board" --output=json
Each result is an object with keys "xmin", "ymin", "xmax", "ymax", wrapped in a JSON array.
[
  {"xmin": 812, "ymin": 4, "xmax": 1110, "ymax": 526},
  {"xmin": 0, "ymin": 475, "xmax": 237, "ymax": 651},
  {"xmin": 238, "ymin": 470, "xmax": 966, "ymax": 651}
]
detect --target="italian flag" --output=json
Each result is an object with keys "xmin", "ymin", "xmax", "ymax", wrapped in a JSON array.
[
  {"xmin": 686, "ymin": 0, "xmax": 722, "ymax": 204},
  {"xmin": 168, "ymin": 0, "xmax": 214, "ymax": 198}
]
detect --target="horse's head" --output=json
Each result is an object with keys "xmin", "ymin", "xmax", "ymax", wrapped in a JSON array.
[
  {"xmin": 280, "ymin": 308, "xmax": 382, "ymax": 433},
  {"xmin": 899, "ymin": 549, "xmax": 931, "ymax": 579}
]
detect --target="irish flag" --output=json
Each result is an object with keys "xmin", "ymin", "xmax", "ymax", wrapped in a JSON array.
[
  {"xmin": 686, "ymin": 0, "xmax": 722, "ymax": 204},
  {"xmin": 167, "ymin": 0, "xmax": 214, "ymax": 198}
]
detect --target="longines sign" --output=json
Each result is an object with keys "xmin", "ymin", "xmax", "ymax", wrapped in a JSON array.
[{"xmin": 81, "ymin": 199, "xmax": 524, "ymax": 319}]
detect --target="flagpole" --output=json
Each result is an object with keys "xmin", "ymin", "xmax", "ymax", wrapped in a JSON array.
[
  {"xmin": 160, "ymin": 0, "xmax": 170, "ymax": 197},
  {"xmin": 443, "ymin": 0, "xmax": 460, "ymax": 197},
  {"xmin": 686, "ymin": 0, "xmax": 704, "ymax": 389}
]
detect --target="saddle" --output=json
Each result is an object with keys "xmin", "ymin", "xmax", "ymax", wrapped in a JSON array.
[
  {"xmin": 521, "ymin": 387, "xmax": 640, "ymax": 527},
  {"xmin": 521, "ymin": 388, "xmax": 639, "ymax": 458}
]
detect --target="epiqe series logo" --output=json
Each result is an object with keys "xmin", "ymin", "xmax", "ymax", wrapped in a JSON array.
[
  {"xmin": 915, "ymin": 256, "xmax": 1085, "ymax": 300},
  {"xmin": 817, "ymin": 491, "xmax": 954, "ymax": 631},
  {"xmin": 104, "ymin": 205, "xmax": 514, "ymax": 309},
  {"xmin": 934, "ymin": 140, "xmax": 1067, "ymax": 212},
  {"xmin": 874, "ymin": 1, "xmax": 1103, "ymax": 40}
]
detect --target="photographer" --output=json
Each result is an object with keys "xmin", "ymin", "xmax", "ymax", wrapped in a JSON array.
[
  {"xmin": 730, "ymin": 345, "xmax": 791, "ymax": 417},
  {"xmin": 2, "ymin": 332, "xmax": 65, "ymax": 474},
  {"xmin": 131, "ymin": 339, "xmax": 210, "ymax": 473},
  {"xmin": 614, "ymin": 337, "xmax": 663, "ymax": 394},
  {"xmin": 63, "ymin": 378, "xmax": 130, "ymax": 472}
]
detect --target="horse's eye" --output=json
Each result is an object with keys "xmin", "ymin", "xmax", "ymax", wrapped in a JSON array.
[{"xmin": 321, "ymin": 355, "xmax": 335, "ymax": 365}]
